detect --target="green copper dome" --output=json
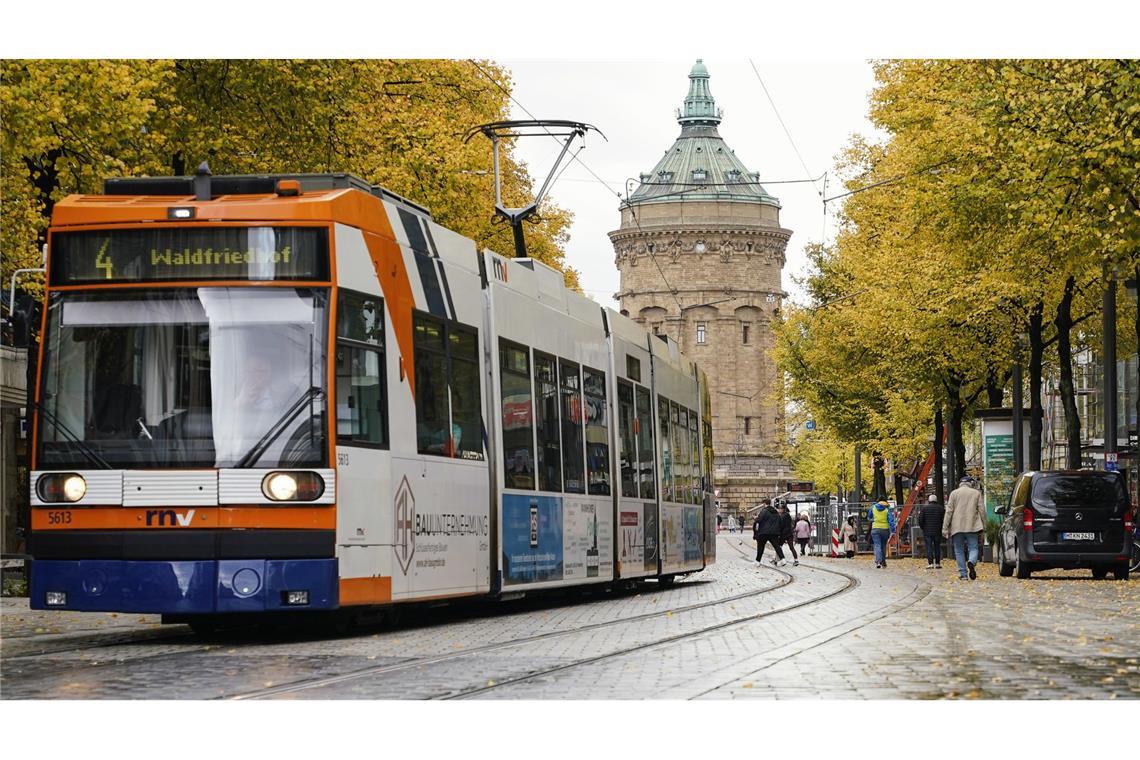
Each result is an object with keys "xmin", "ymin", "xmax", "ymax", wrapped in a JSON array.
[{"xmin": 628, "ymin": 60, "xmax": 779, "ymax": 206}]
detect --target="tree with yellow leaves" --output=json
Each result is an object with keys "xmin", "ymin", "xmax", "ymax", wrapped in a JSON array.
[
  {"xmin": 778, "ymin": 59, "xmax": 1139, "ymax": 492},
  {"xmin": 1, "ymin": 59, "xmax": 580, "ymax": 301}
]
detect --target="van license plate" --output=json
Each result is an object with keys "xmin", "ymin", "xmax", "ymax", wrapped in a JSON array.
[{"xmin": 1061, "ymin": 532, "xmax": 1095, "ymax": 541}]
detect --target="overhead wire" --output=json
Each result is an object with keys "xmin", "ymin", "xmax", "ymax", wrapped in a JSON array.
[
  {"xmin": 467, "ymin": 58, "xmax": 686, "ymax": 314},
  {"xmin": 747, "ymin": 59, "xmax": 821, "ymax": 200}
]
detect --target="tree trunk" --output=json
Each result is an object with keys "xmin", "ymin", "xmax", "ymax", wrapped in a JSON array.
[
  {"xmin": 986, "ymin": 366, "xmax": 1005, "ymax": 408},
  {"xmin": 945, "ymin": 373, "xmax": 967, "ymax": 480},
  {"xmin": 951, "ymin": 400, "xmax": 967, "ymax": 479},
  {"xmin": 1055, "ymin": 276, "xmax": 1082, "ymax": 468},
  {"xmin": 1028, "ymin": 301, "xmax": 1045, "ymax": 469},
  {"xmin": 934, "ymin": 406, "xmax": 945, "ymax": 504},
  {"xmin": 870, "ymin": 452, "xmax": 887, "ymax": 502}
]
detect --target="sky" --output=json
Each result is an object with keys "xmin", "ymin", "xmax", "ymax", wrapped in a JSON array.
[{"xmin": 501, "ymin": 59, "xmax": 882, "ymax": 308}]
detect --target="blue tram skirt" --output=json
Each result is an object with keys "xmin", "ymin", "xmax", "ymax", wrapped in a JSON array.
[{"xmin": 29, "ymin": 558, "xmax": 338, "ymax": 614}]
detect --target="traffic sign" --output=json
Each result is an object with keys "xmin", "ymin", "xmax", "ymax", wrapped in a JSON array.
[
  {"xmin": 1105, "ymin": 452, "xmax": 1119, "ymax": 472},
  {"xmin": 805, "ymin": 420, "xmax": 816, "ymax": 431}
]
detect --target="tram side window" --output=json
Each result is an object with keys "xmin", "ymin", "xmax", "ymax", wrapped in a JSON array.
[
  {"xmin": 414, "ymin": 315, "xmax": 450, "ymax": 455},
  {"xmin": 560, "ymin": 360, "xmax": 585, "ymax": 494},
  {"xmin": 635, "ymin": 386, "xmax": 655, "ymax": 500},
  {"xmin": 414, "ymin": 313, "xmax": 484, "ymax": 459},
  {"xmin": 658, "ymin": 396, "xmax": 672, "ymax": 502},
  {"xmin": 336, "ymin": 290, "xmax": 387, "ymax": 446},
  {"xmin": 584, "ymin": 367, "xmax": 610, "ymax": 496},
  {"xmin": 500, "ymin": 340, "xmax": 534, "ymax": 489},
  {"xmin": 675, "ymin": 403, "xmax": 690, "ymax": 504},
  {"xmin": 534, "ymin": 352, "xmax": 562, "ymax": 492},
  {"xmin": 690, "ymin": 410, "xmax": 702, "ymax": 499},
  {"xmin": 617, "ymin": 380, "xmax": 637, "ymax": 498},
  {"xmin": 679, "ymin": 403, "xmax": 688, "ymax": 505},
  {"xmin": 448, "ymin": 325, "xmax": 482, "ymax": 460},
  {"xmin": 697, "ymin": 417, "xmax": 706, "ymax": 494}
]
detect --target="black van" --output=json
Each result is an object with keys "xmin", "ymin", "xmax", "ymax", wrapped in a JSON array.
[{"xmin": 996, "ymin": 470, "xmax": 1133, "ymax": 581}]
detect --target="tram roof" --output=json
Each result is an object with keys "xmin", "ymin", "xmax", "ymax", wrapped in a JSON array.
[{"xmin": 101, "ymin": 173, "xmax": 432, "ymax": 218}]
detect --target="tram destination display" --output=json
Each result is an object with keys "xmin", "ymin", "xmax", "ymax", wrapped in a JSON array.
[{"xmin": 50, "ymin": 226, "xmax": 329, "ymax": 284}]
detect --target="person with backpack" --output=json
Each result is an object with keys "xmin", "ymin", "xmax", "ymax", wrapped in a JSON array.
[
  {"xmin": 919, "ymin": 493, "xmax": 946, "ymax": 569},
  {"xmin": 867, "ymin": 499, "xmax": 897, "ymax": 568},
  {"xmin": 752, "ymin": 500, "xmax": 785, "ymax": 566},
  {"xmin": 794, "ymin": 513, "xmax": 812, "ymax": 556}
]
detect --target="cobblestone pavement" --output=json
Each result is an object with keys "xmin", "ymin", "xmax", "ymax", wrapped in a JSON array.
[{"xmin": 2, "ymin": 535, "xmax": 1136, "ymax": 699}]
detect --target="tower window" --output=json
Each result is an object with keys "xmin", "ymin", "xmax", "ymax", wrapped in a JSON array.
[
  {"xmin": 692, "ymin": 168, "xmax": 707, "ymax": 182},
  {"xmin": 696, "ymin": 322, "xmax": 707, "ymax": 344},
  {"xmin": 742, "ymin": 324, "xmax": 750, "ymax": 345},
  {"xmin": 744, "ymin": 417, "xmax": 752, "ymax": 436}
]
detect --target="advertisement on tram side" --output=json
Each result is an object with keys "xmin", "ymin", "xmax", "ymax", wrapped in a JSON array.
[
  {"xmin": 502, "ymin": 494, "xmax": 563, "ymax": 585},
  {"xmin": 618, "ymin": 507, "xmax": 644, "ymax": 574},
  {"xmin": 684, "ymin": 505, "xmax": 702, "ymax": 563},
  {"xmin": 644, "ymin": 502, "xmax": 659, "ymax": 572},
  {"xmin": 563, "ymin": 498, "xmax": 613, "ymax": 581},
  {"xmin": 661, "ymin": 504, "xmax": 685, "ymax": 573}
]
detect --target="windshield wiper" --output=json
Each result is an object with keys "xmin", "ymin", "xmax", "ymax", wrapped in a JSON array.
[
  {"xmin": 234, "ymin": 386, "xmax": 324, "ymax": 469},
  {"xmin": 31, "ymin": 400, "xmax": 114, "ymax": 470}
]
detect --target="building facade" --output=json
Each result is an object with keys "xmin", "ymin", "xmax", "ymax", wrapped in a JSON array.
[{"xmin": 610, "ymin": 60, "xmax": 792, "ymax": 515}]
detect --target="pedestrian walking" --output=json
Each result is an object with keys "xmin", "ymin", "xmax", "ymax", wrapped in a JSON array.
[
  {"xmin": 841, "ymin": 516, "xmax": 858, "ymax": 558},
  {"xmin": 943, "ymin": 476, "xmax": 986, "ymax": 580},
  {"xmin": 794, "ymin": 513, "xmax": 812, "ymax": 557},
  {"xmin": 752, "ymin": 501, "xmax": 785, "ymax": 566},
  {"xmin": 778, "ymin": 504, "xmax": 799, "ymax": 566},
  {"xmin": 919, "ymin": 493, "xmax": 946, "ymax": 569},
  {"xmin": 867, "ymin": 499, "xmax": 896, "ymax": 568}
]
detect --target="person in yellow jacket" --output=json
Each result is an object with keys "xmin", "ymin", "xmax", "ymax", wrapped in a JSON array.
[
  {"xmin": 943, "ymin": 477, "xmax": 987, "ymax": 580},
  {"xmin": 867, "ymin": 500, "xmax": 896, "ymax": 568}
]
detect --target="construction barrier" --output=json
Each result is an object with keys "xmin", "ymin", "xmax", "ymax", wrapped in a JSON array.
[{"xmin": 830, "ymin": 527, "xmax": 840, "ymax": 557}]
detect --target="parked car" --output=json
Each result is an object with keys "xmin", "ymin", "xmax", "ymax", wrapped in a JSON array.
[{"xmin": 996, "ymin": 470, "xmax": 1133, "ymax": 581}]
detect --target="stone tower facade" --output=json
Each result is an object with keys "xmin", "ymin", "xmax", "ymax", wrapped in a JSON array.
[{"xmin": 609, "ymin": 60, "xmax": 792, "ymax": 513}]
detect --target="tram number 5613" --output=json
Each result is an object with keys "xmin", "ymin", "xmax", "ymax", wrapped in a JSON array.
[{"xmin": 48, "ymin": 511, "xmax": 73, "ymax": 525}]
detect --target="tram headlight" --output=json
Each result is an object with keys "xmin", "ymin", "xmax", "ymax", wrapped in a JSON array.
[
  {"xmin": 262, "ymin": 471, "xmax": 324, "ymax": 502},
  {"xmin": 37, "ymin": 473, "xmax": 87, "ymax": 503}
]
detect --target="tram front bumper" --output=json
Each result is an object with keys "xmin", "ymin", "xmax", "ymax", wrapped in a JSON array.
[{"xmin": 29, "ymin": 558, "xmax": 338, "ymax": 614}]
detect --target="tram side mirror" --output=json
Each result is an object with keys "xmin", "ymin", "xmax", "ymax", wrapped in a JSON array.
[{"xmin": 995, "ymin": 506, "xmax": 1008, "ymax": 515}]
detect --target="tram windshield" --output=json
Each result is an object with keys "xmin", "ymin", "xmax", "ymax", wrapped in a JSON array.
[{"xmin": 37, "ymin": 287, "xmax": 329, "ymax": 469}]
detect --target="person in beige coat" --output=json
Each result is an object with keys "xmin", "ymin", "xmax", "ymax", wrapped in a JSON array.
[
  {"xmin": 840, "ymin": 516, "xmax": 858, "ymax": 558},
  {"xmin": 943, "ymin": 477, "xmax": 987, "ymax": 580}
]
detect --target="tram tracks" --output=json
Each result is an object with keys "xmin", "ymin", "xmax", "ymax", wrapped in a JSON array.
[
  {"xmin": 4, "ymin": 550, "xmax": 790, "ymax": 688},
  {"xmin": 7, "ymin": 539, "xmax": 884, "ymax": 700},
  {"xmin": 440, "ymin": 541, "xmax": 864, "ymax": 700},
  {"xmin": 229, "ymin": 540, "xmax": 861, "ymax": 700}
]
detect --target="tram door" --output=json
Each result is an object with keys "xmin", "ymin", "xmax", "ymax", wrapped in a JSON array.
[{"xmin": 332, "ymin": 286, "xmax": 393, "ymax": 587}]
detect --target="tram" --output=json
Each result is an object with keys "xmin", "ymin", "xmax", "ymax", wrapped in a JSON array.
[{"xmin": 27, "ymin": 172, "xmax": 715, "ymax": 625}]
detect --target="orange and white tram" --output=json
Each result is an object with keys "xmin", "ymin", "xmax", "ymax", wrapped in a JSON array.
[{"xmin": 27, "ymin": 173, "xmax": 715, "ymax": 623}]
